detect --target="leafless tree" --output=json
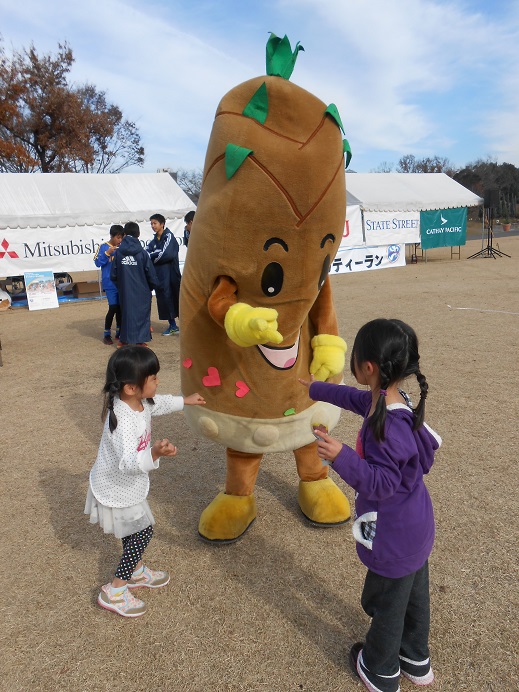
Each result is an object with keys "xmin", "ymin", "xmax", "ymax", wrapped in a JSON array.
[
  {"xmin": 0, "ymin": 41, "xmax": 144, "ymax": 173},
  {"xmin": 175, "ymin": 168, "xmax": 202, "ymax": 203}
]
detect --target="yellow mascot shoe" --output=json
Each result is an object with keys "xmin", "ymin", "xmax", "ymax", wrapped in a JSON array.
[
  {"xmin": 198, "ymin": 492, "xmax": 257, "ymax": 543},
  {"xmin": 298, "ymin": 478, "xmax": 351, "ymax": 526}
]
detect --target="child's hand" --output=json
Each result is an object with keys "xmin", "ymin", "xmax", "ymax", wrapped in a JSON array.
[
  {"xmin": 152, "ymin": 438, "xmax": 178, "ymax": 460},
  {"xmin": 184, "ymin": 392, "xmax": 206, "ymax": 406},
  {"xmin": 315, "ymin": 431, "xmax": 342, "ymax": 463},
  {"xmin": 298, "ymin": 375, "xmax": 315, "ymax": 389}
]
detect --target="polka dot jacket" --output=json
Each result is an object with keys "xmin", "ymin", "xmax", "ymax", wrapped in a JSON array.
[{"xmin": 89, "ymin": 394, "xmax": 184, "ymax": 508}]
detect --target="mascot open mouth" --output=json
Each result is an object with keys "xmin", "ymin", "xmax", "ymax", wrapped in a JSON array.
[{"xmin": 257, "ymin": 331, "xmax": 300, "ymax": 370}]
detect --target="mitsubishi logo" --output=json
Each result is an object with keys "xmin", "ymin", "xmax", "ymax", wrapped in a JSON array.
[{"xmin": 0, "ymin": 238, "xmax": 19, "ymax": 259}]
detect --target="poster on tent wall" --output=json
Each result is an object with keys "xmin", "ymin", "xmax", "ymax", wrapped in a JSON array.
[
  {"xmin": 341, "ymin": 204, "xmax": 364, "ymax": 248},
  {"xmin": 0, "ymin": 218, "xmax": 186, "ymax": 277},
  {"xmin": 24, "ymin": 270, "xmax": 59, "ymax": 310},
  {"xmin": 330, "ymin": 244, "xmax": 405, "ymax": 275},
  {"xmin": 364, "ymin": 211, "xmax": 420, "ymax": 246},
  {"xmin": 419, "ymin": 208, "xmax": 467, "ymax": 249}
]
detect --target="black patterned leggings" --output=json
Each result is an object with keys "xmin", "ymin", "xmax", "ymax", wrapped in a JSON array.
[
  {"xmin": 104, "ymin": 304, "xmax": 121, "ymax": 331},
  {"xmin": 114, "ymin": 525, "xmax": 154, "ymax": 580}
]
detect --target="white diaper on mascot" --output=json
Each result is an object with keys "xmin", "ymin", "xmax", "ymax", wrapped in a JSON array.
[{"xmin": 180, "ymin": 34, "xmax": 353, "ymax": 542}]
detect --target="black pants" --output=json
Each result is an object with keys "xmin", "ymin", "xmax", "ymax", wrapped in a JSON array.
[
  {"xmin": 104, "ymin": 304, "xmax": 121, "ymax": 331},
  {"xmin": 114, "ymin": 525, "xmax": 153, "ymax": 581},
  {"xmin": 361, "ymin": 561, "xmax": 430, "ymax": 676}
]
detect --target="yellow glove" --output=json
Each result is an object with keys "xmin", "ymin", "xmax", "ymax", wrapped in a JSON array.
[
  {"xmin": 310, "ymin": 334, "xmax": 347, "ymax": 381},
  {"xmin": 224, "ymin": 303, "xmax": 283, "ymax": 347}
]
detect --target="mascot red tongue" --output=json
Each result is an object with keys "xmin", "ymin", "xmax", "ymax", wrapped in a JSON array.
[{"xmin": 180, "ymin": 34, "xmax": 352, "ymax": 542}]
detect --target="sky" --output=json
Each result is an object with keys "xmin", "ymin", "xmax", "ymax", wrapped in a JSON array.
[{"xmin": 1, "ymin": 0, "xmax": 519, "ymax": 175}]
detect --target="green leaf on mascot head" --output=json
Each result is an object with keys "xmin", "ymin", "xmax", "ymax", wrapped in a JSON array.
[
  {"xmin": 343, "ymin": 139, "xmax": 352, "ymax": 169},
  {"xmin": 242, "ymin": 82, "xmax": 269, "ymax": 124},
  {"xmin": 325, "ymin": 104, "xmax": 345, "ymax": 134},
  {"xmin": 266, "ymin": 32, "xmax": 304, "ymax": 79},
  {"xmin": 225, "ymin": 143, "xmax": 254, "ymax": 180}
]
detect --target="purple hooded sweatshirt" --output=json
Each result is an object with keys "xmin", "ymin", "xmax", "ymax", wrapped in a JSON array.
[{"xmin": 309, "ymin": 381, "xmax": 442, "ymax": 579}]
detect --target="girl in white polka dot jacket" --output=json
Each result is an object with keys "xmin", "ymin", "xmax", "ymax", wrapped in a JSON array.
[{"xmin": 85, "ymin": 345, "xmax": 205, "ymax": 618}]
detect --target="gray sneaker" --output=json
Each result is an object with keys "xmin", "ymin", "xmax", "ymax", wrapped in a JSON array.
[
  {"xmin": 98, "ymin": 584, "xmax": 146, "ymax": 617},
  {"xmin": 127, "ymin": 566, "xmax": 170, "ymax": 589}
]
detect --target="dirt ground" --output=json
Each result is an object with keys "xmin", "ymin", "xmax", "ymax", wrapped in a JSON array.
[{"xmin": 1, "ymin": 233, "xmax": 518, "ymax": 692}]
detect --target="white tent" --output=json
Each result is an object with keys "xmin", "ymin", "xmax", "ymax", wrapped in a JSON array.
[
  {"xmin": 343, "ymin": 172, "xmax": 483, "ymax": 247},
  {"xmin": 0, "ymin": 172, "xmax": 195, "ymax": 277},
  {"xmin": 346, "ymin": 173, "xmax": 483, "ymax": 213},
  {"xmin": 334, "ymin": 173, "xmax": 484, "ymax": 275}
]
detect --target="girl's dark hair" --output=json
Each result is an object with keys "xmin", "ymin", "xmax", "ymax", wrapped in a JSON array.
[
  {"xmin": 102, "ymin": 346, "xmax": 160, "ymax": 432},
  {"xmin": 389, "ymin": 319, "xmax": 428, "ymax": 429},
  {"xmin": 350, "ymin": 318, "xmax": 428, "ymax": 441}
]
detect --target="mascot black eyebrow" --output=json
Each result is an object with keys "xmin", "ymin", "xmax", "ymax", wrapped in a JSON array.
[{"xmin": 180, "ymin": 34, "xmax": 353, "ymax": 542}]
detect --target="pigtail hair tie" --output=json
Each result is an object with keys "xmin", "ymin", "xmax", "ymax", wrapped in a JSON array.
[{"xmin": 379, "ymin": 389, "xmax": 387, "ymax": 397}]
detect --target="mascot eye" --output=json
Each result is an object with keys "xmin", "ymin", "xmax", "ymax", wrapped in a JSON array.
[
  {"xmin": 261, "ymin": 262, "xmax": 284, "ymax": 297},
  {"xmin": 318, "ymin": 255, "xmax": 331, "ymax": 290}
]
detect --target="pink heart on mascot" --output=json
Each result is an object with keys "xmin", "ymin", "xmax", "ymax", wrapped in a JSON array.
[
  {"xmin": 235, "ymin": 381, "xmax": 250, "ymax": 398},
  {"xmin": 202, "ymin": 367, "xmax": 221, "ymax": 387}
]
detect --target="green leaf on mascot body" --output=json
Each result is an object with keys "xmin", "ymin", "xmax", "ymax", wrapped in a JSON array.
[
  {"xmin": 242, "ymin": 82, "xmax": 269, "ymax": 124},
  {"xmin": 225, "ymin": 143, "xmax": 254, "ymax": 180}
]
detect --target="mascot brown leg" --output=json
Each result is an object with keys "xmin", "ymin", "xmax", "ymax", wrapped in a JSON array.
[
  {"xmin": 198, "ymin": 449, "xmax": 261, "ymax": 542},
  {"xmin": 294, "ymin": 443, "xmax": 351, "ymax": 526}
]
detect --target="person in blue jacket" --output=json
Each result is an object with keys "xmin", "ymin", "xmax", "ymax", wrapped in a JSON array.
[
  {"xmin": 147, "ymin": 213, "xmax": 181, "ymax": 335},
  {"xmin": 110, "ymin": 222, "xmax": 157, "ymax": 347},
  {"xmin": 94, "ymin": 224, "xmax": 124, "ymax": 344}
]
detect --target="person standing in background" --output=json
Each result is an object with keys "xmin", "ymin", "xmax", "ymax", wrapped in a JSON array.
[
  {"xmin": 111, "ymin": 222, "xmax": 157, "ymax": 347},
  {"xmin": 147, "ymin": 214, "xmax": 181, "ymax": 335},
  {"xmin": 183, "ymin": 210, "xmax": 195, "ymax": 248},
  {"xmin": 94, "ymin": 224, "xmax": 124, "ymax": 345}
]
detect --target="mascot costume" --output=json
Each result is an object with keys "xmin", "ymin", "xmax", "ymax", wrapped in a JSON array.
[{"xmin": 180, "ymin": 34, "xmax": 353, "ymax": 542}]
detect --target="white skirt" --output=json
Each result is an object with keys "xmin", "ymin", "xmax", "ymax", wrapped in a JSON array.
[{"xmin": 84, "ymin": 487, "xmax": 155, "ymax": 539}]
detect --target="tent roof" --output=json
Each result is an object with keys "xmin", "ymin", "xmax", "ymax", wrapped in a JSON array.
[
  {"xmin": 346, "ymin": 173, "xmax": 483, "ymax": 212},
  {"xmin": 0, "ymin": 172, "xmax": 195, "ymax": 229}
]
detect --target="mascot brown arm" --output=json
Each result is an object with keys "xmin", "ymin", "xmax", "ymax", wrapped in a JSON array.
[
  {"xmin": 207, "ymin": 276, "xmax": 238, "ymax": 326},
  {"xmin": 308, "ymin": 276, "xmax": 339, "ymax": 337}
]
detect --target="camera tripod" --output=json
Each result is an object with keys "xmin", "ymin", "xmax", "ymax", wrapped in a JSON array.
[{"xmin": 468, "ymin": 208, "xmax": 510, "ymax": 259}]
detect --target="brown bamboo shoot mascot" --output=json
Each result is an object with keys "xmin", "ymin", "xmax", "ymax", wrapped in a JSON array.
[{"xmin": 180, "ymin": 34, "xmax": 353, "ymax": 542}]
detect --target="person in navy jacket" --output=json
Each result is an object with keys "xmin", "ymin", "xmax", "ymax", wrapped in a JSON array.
[
  {"xmin": 111, "ymin": 222, "xmax": 157, "ymax": 346},
  {"xmin": 147, "ymin": 213, "xmax": 181, "ymax": 335}
]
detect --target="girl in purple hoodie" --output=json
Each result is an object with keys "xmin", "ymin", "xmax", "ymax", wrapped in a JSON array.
[{"xmin": 300, "ymin": 318, "xmax": 441, "ymax": 692}]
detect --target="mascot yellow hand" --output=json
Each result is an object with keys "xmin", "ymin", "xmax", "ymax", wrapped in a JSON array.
[
  {"xmin": 225, "ymin": 303, "xmax": 284, "ymax": 348},
  {"xmin": 310, "ymin": 334, "xmax": 347, "ymax": 381}
]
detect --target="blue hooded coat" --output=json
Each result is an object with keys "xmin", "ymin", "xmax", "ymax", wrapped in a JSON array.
[{"xmin": 111, "ymin": 236, "xmax": 157, "ymax": 343}]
